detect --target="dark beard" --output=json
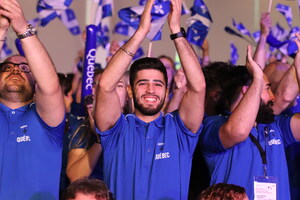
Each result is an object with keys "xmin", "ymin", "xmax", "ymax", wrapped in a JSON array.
[
  {"xmin": 133, "ymin": 92, "xmax": 165, "ymax": 116},
  {"xmin": 0, "ymin": 84, "xmax": 33, "ymax": 103},
  {"xmin": 256, "ymin": 101, "xmax": 275, "ymax": 124}
]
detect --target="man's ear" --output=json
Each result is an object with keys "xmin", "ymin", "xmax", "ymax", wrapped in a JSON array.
[
  {"xmin": 241, "ymin": 85, "xmax": 249, "ymax": 95},
  {"xmin": 127, "ymin": 85, "xmax": 133, "ymax": 99}
]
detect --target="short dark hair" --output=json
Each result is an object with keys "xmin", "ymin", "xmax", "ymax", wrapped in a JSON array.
[
  {"xmin": 222, "ymin": 65, "xmax": 252, "ymax": 108},
  {"xmin": 57, "ymin": 73, "xmax": 73, "ymax": 96},
  {"xmin": 129, "ymin": 57, "xmax": 168, "ymax": 88},
  {"xmin": 62, "ymin": 178, "xmax": 111, "ymax": 200},
  {"xmin": 199, "ymin": 183, "xmax": 247, "ymax": 200},
  {"xmin": 203, "ymin": 62, "xmax": 232, "ymax": 92}
]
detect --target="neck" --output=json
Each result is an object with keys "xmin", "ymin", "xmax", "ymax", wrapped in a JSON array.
[
  {"xmin": 0, "ymin": 98, "xmax": 32, "ymax": 109},
  {"xmin": 134, "ymin": 110, "xmax": 161, "ymax": 123}
]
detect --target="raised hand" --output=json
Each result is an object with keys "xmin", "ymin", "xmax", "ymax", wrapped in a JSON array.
[
  {"xmin": 138, "ymin": 0, "xmax": 155, "ymax": 35},
  {"xmin": 245, "ymin": 45, "xmax": 264, "ymax": 78},
  {"xmin": 0, "ymin": 0, "xmax": 27, "ymax": 35},
  {"xmin": 168, "ymin": 0, "xmax": 182, "ymax": 33},
  {"xmin": 260, "ymin": 12, "xmax": 271, "ymax": 36}
]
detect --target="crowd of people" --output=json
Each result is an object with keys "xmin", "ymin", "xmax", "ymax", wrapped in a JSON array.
[{"xmin": 1, "ymin": 0, "xmax": 300, "ymax": 199}]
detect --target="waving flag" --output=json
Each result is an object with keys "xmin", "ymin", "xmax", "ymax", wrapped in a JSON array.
[
  {"xmin": 232, "ymin": 19, "xmax": 252, "ymax": 38},
  {"xmin": 97, "ymin": 24, "xmax": 110, "ymax": 48},
  {"xmin": 114, "ymin": 21, "xmax": 136, "ymax": 36},
  {"xmin": 59, "ymin": 8, "xmax": 81, "ymax": 35},
  {"xmin": 276, "ymin": 4, "xmax": 292, "ymax": 28},
  {"xmin": 230, "ymin": 42, "xmax": 239, "ymax": 65},
  {"xmin": 94, "ymin": 0, "xmax": 113, "ymax": 26},
  {"xmin": 252, "ymin": 31, "xmax": 261, "ymax": 44},
  {"xmin": 37, "ymin": 0, "xmax": 73, "ymax": 26},
  {"xmin": 271, "ymin": 23, "xmax": 289, "ymax": 41},
  {"xmin": 186, "ymin": 0, "xmax": 212, "ymax": 46},
  {"xmin": 0, "ymin": 42, "xmax": 12, "ymax": 60},
  {"xmin": 118, "ymin": 1, "xmax": 170, "ymax": 41}
]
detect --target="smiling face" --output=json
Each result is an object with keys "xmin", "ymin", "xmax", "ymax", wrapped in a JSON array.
[
  {"xmin": 130, "ymin": 69, "xmax": 167, "ymax": 117},
  {"xmin": 0, "ymin": 55, "xmax": 35, "ymax": 103}
]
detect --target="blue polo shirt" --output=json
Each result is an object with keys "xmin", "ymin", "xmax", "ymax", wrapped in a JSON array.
[
  {"xmin": 0, "ymin": 103, "xmax": 65, "ymax": 200},
  {"xmin": 199, "ymin": 114, "xmax": 296, "ymax": 200},
  {"xmin": 97, "ymin": 111, "xmax": 201, "ymax": 200}
]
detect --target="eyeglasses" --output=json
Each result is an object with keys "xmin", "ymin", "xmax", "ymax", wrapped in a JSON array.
[{"xmin": 0, "ymin": 62, "xmax": 31, "ymax": 73}]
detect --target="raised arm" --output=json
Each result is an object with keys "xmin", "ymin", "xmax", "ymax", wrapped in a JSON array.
[
  {"xmin": 95, "ymin": 0, "xmax": 154, "ymax": 132},
  {"xmin": 0, "ymin": 15, "xmax": 9, "ymax": 55},
  {"xmin": 290, "ymin": 33, "xmax": 300, "ymax": 141},
  {"xmin": 168, "ymin": 0, "xmax": 205, "ymax": 133},
  {"xmin": 253, "ymin": 12, "xmax": 271, "ymax": 70},
  {"xmin": 220, "ymin": 46, "xmax": 264, "ymax": 148},
  {"xmin": 0, "ymin": 0, "xmax": 65, "ymax": 126}
]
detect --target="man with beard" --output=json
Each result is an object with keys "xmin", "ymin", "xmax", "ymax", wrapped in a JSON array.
[
  {"xmin": 0, "ymin": 0, "xmax": 65, "ymax": 199},
  {"xmin": 94, "ymin": 0, "xmax": 205, "ymax": 199},
  {"xmin": 198, "ymin": 34, "xmax": 300, "ymax": 199}
]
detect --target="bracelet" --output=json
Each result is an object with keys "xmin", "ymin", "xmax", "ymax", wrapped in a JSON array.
[{"xmin": 120, "ymin": 46, "xmax": 135, "ymax": 57}]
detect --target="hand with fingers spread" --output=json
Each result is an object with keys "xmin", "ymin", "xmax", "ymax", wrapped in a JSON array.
[
  {"xmin": 0, "ymin": 0, "xmax": 27, "ymax": 34},
  {"xmin": 168, "ymin": 0, "xmax": 182, "ymax": 33},
  {"xmin": 245, "ymin": 45, "xmax": 264, "ymax": 79}
]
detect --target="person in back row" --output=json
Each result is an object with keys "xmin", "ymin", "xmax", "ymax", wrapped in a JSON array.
[
  {"xmin": 199, "ymin": 33, "xmax": 300, "ymax": 199},
  {"xmin": 94, "ymin": 0, "xmax": 206, "ymax": 199},
  {"xmin": 0, "ymin": 0, "xmax": 65, "ymax": 199}
]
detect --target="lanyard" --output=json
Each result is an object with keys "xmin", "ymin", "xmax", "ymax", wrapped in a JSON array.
[{"xmin": 249, "ymin": 126, "xmax": 269, "ymax": 177}]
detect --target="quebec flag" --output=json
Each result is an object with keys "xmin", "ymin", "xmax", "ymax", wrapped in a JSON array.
[
  {"xmin": 59, "ymin": 8, "xmax": 81, "ymax": 35},
  {"xmin": 0, "ymin": 42, "xmax": 12, "ymax": 60},
  {"xmin": 276, "ymin": 3, "xmax": 292, "ymax": 28},
  {"xmin": 118, "ymin": 1, "xmax": 170, "ymax": 41},
  {"xmin": 97, "ymin": 23, "xmax": 110, "ymax": 48},
  {"xmin": 186, "ymin": 0, "xmax": 212, "ymax": 47},
  {"xmin": 37, "ymin": 0, "xmax": 73, "ymax": 26},
  {"xmin": 232, "ymin": 19, "xmax": 251, "ymax": 38},
  {"xmin": 114, "ymin": 21, "xmax": 136, "ymax": 36},
  {"xmin": 94, "ymin": 0, "xmax": 113, "ymax": 26},
  {"xmin": 230, "ymin": 42, "xmax": 239, "ymax": 65}
]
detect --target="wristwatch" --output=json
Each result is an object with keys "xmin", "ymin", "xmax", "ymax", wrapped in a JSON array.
[
  {"xmin": 17, "ymin": 24, "xmax": 36, "ymax": 39},
  {"xmin": 170, "ymin": 27, "xmax": 187, "ymax": 40}
]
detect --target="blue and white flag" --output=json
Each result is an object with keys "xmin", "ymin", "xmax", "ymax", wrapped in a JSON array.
[
  {"xmin": 139, "ymin": 0, "xmax": 189, "ymax": 15},
  {"xmin": 230, "ymin": 42, "xmax": 239, "ymax": 65},
  {"xmin": 97, "ymin": 24, "xmax": 109, "ymax": 48},
  {"xmin": 118, "ymin": 1, "xmax": 170, "ymax": 41},
  {"xmin": 271, "ymin": 23, "xmax": 289, "ymax": 41},
  {"xmin": 0, "ymin": 42, "xmax": 12, "ymax": 60},
  {"xmin": 59, "ymin": 8, "xmax": 81, "ymax": 35},
  {"xmin": 232, "ymin": 19, "xmax": 251, "ymax": 38},
  {"xmin": 114, "ymin": 21, "xmax": 136, "ymax": 36},
  {"xmin": 37, "ymin": 0, "xmax": 73, "ymax": 26},
  {"xmin": 186, "ymin": 0, "xmax": 212, "ymax": 46},
  {"xmin": 276, "ymin": 3, "xmax": 292, "ymax": 28},
  {"xmin": 252, "ymin": 31, "xmax": 261, "ymax": 44},
  {"xmin": 94, "ymin": 0, "xmax": 113, "ymax": 26},
  {"xmin": 28, "ymin": 18, "xmax": 40, "ymax": 28}
]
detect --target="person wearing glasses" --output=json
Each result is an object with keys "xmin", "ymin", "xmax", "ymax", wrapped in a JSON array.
[{"xmin": 0, "ymin": 0, "xmax": 65, "ymax": 199}]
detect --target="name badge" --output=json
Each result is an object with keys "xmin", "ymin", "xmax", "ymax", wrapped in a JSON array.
[{"xmin": 254, "ymin": 176, "xmax": 278, "ymax": 200}]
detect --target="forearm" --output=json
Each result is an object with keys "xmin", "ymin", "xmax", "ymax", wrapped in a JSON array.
[
  {"xmin": 253, "ymin": 34, "xmax": 267, "ymax": 70},
  {"xmin": 273, "ymin": 66, "xmax": 298, "ymax": 114},
  {"xmin": 174, "ymin": 38, "xmax": 205, "ymax": 93},
  {"xmin": 221, "ymin": 77, "xmax": 263, "ymax": 148},
  {"xmin": 164, "ymin": 88, "xmax": 186, "ymax": 113},
  {"xmin": 67, "ymin": 143, "xmax": 102, "ymax": 182}
]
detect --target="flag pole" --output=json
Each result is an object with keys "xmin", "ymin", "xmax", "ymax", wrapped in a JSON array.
[
  {"xmin": 268, "ymin": 0, "xmax": 273, "ymax": 12},
  {"xmin": 147, "ymin": 41, "xmax": 153, "ymax": 57}
]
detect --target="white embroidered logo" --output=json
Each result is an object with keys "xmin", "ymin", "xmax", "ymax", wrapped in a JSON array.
[
  {"xmin": 155, "ymin": 152, "xmax": 170, "ymax": 160},
  {"xmin": 16, "ymin": 135, "xmax": 31, "ymax": 143}
]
